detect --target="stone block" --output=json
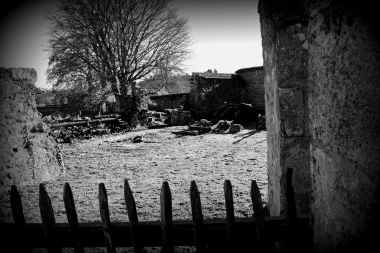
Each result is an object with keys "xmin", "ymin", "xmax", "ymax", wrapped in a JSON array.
[
  {"xmin": 279, "ymin": 88, "xmax": 304, "ymax": 137},
  {"xmin": 278, "ymin": 24, "xmax": 308, "ymax": 88}
]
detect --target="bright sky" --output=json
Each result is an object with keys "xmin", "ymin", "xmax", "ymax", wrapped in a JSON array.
[{"xmin": 0, "ymin": 0, "xmax": 262, "ymax": 89}]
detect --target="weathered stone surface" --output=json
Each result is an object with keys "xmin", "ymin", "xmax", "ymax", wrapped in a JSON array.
[
  {"xmin": 260, "ymin": 0, "xmax": 380, "ymax": 251},
  {"xmin": 278, "ymin": 24, "xmax": 308, "ymax": 88},
  {"xmin": 259, "ymin": 0, "xmax": 310, "ymax": 217},
  {"xmin": 279, "ymin": 88, "xmax": 305, "ymax": 137},
  {"xmin": 188, "ymin": 73, "xmax": 246, "ymax": 118},
  {"xmin": 235, "ymin": 67, "xmax": 265, "ymax": 112},
  {"xmin": 307, "ymin": 1, "xmax": 380, "ymax": 251},
  {"xmin": 0, "ymin": 68, "xmax": 64, "ymax": 190},
  {"xmin": 280, "ymin": 137, "xmax": 310, "ymax": 214}
]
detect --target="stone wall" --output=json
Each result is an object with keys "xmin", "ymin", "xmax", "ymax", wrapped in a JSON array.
[
  {"xmin": 259, "ymin": 0, "xmax": 311, "ymax": 217},
  {"xmin": 307, "ymin": 1, "xmax": 380, "ymax": 251},
  {"xmin": 0, "ymin": 68, "xmax": 63, "ymax": 188},
  {"xmin": 235, "ymin": 66, "xmax": 265, "ymax": 112},
  {"xmin": 259, "ymin": 0, "xmax": 380, "ymax": 251},
  {"xmin": 148, "ymin": 93, "xmax": 189, "ymax": 111},
  {"xmin": 189, "ymin": 75, "xmax": 246, "ymax": 118}
]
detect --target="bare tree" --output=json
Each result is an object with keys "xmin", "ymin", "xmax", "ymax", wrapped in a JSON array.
[{"xmin": 47, "ymin": 0, "xmax": 190, "ymax": 113}]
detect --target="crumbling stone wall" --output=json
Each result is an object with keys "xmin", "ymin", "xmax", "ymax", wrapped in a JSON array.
[
  {"xmin": 189, "ymin": 75, "xmax": 246, "ymax": 118},
  {"xmin": 259, "ymin": 0, "xmax": 310, "ymax": 216},
  {"xmin": 307, "ymin": 1, "xmax": 380, "ymax": 251},
  {"xmin": 0, "ymin": 68, "xmax": 63, "ymax": 188},
  {"xmin": 149, "ymin": 93, "xmax": 189, "ymax": 111},
  {"xmin": 235, "ymin": 66, "xmax": 265, "ymax": 112}
]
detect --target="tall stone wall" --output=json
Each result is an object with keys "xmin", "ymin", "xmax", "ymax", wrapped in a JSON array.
[
  {"xmin": 307, "ymin": 1, "xmax": 380, "ymax": 251},
  {"xmin": 189, "ymin": 76, "xmax": 246, "ymax": 117},
  {"xmin": 236, "ymin": 66, "xmax": 265, "ymax": 112},
  {"xmin": 0, "ymin": 68, "xmax": 63, "ymax": 189},
  {"xmin": 259, "ymin": 0, "xmax": 380, "ymax": 251},
  {"xmin": 259, "ymin": 0, "xmax": 311, "ymax": 216}
]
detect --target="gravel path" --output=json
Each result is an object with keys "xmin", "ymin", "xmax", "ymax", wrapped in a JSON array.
[{"xmin": 1, "ymin": 126, "xmax": 267, "ymax": 224}]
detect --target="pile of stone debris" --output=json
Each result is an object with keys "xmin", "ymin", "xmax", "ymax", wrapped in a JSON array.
[
  {"xmin": 42, "ymin": 113, "xmax": 128, "ymax": 143},
  {"xmin": 146, "ymin": 108, "xmax": 192, "ymax": 128},
  {"xmin": 173, "ymin": 119, "xmax": 244, "ymax": 136}
]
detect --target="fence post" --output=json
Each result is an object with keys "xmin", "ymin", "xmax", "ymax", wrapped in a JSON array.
[
  {"xmin": 39, "ymin": 184, "xmax": 61, "ymax": 253},
  {"xmin": 160, "ymin": 181, "xmax": 174, "ymax": 253},
  {"xmin": 224, "ymin": 180, "xmax": 235, "ymax": 252},
  {"xmin": 124, "ymin": 179, "xmax": 143, "ymax": 253},
  {"xmin": 63, "ymin": 183, "xmax": 84, "ymax": 253},
  {"xmin": 251, "ymin": 180, "xmax": 265, "ymax": 252},
  {"xmin": 99, "ymin": 183, "xmax": 116, "ymax": 253},
  {"xmin": 10, "ymin": 185, "xmax": 32, "ymax": 252},
  {"xmin": 190, "ymin": 181, "xmax": 205, "ymax": 253},
  {"xmin": 285, "ymin": 168, "xmax": 298, "ymax": 252}
]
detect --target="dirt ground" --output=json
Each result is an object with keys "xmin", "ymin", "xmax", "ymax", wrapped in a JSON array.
[{"xmin": 1, "ymin": 126, "xmax": 267, "ymax": 224}]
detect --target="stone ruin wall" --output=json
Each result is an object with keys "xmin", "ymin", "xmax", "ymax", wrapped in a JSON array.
[
  {"xmin": 148, "ymin": 93, "xmax": 189, "ymax": 111},
  {"xmin": 236, "ymin": 67, "xmax": 265, "ymax": 113},
  {"xmin": 0, "ymin": 68, "xmax": 63, "ymax": 190},
  {"xmin": 189, "ymin": 76, "xmax": 246, "ymax": 117},
  {"xmin": 259, "ymin": 0, "xmax": 380, "ymax": 251}
]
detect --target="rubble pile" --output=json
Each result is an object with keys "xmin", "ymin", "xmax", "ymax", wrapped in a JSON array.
[
  {"xmin": 165, "ymin": 108, "xmax": 192, "ymax": 126},
  {"xmin": 42, "ymin": 113, "xmax": 128, "ymax": 143},
  {"xmin": 146, "ymin": 110, "xmax": 168, "ymax": 128},
  {"xmin": 173, "ymin": 119, "xmax": 245, "ymax": 136},
  {"xmin": 145, "ymin": 108, "xmax": 192, "ymax": 128}
]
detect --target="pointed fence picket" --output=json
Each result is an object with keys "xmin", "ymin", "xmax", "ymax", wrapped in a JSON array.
[{"xmin": 2, "ymin": 169, "xmax": 312, "ymax": 252}]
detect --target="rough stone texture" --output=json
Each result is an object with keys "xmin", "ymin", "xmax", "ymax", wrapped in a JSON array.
[
  {"xmin": 307, "ymin": 1, "xmax": 380, "ymax": 251},
  {"xmin": 235, "ymin": 66, "xmax": 265, "ymax": 112},
  {"xmin": 259, "ymin": 0, "xmax": 310, "ymax": 216},
  {"xmin": 188, "ymin": 74, "xmax": 246, "ymax": 118},
  {"xmin": 260, "ymin": 0, "xmax": 380, "ymax": 251},
  {"xmin": 0, "ymin": 68, "xmax": 63, "ymax": 190},
  {"xmin": 279, "ymin": 88, "xmax": 304, "ymax": 137},
  {"xmin": 148, "ymin": 93, "xmax": 189, "ymax": 111}
]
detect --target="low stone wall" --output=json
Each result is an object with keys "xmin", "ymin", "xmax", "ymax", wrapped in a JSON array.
[
  {"xmin": 0, "ymin": 68, "xmax": 64, "ymax": 189},
  {"xmin": 149, "ymin": 93, "xmax": 189, "ymax": 111}
]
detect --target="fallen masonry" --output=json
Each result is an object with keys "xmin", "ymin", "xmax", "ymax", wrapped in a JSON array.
[{"xmin": 173, "ymin": 119, "xmax": 245, "ymax": 136}]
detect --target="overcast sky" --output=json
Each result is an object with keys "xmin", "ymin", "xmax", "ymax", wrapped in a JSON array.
[{"xmin": 0, "ymin": 0, "xmax": 262, "ymax": 89}]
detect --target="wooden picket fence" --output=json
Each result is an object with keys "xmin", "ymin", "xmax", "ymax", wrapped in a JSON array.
[{"xmin": 0, "ymin": 168, "xmax": 312, "ymax": 252}]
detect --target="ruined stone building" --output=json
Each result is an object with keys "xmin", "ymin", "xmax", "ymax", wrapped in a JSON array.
[
  {"xmin": 189, "ymin": 72, "xmax": 247, "ymax": 117},
  {"xmin": 139, "ymin": 68, "xmax": 266, "ymax": 119},
  {"xmin": 236, "ymin": 66, "xmax": 265, "ymax": 113},
  {"xmin": 259, "ymin": 0, "xmax": 380, "ymax": 251}
]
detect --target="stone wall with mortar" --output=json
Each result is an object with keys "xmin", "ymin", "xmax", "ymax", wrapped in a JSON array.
[
  {"xmin": 149, "ymin": 93, "xmax": 189, "ymax": 111},
  {"xmin": 307, "ymin": 1, "xmax": 380, "ymax": 251},
  {"xmin": 0, "ymin": 68, "xmax": 63, "ymax": 189},
  {"xmin": 235, "ymin": 66, "xmax": 265, "ymax": 112},
  {"xmin": 259, "ymin": 0, "xmax": 380, "ymax": 251},
  {"xmin": 259, "ymin": 0, "xmax": 311, "ymax": 217},
  {"xmin": 188, "ymin": 76, "xmax": 246, "ymax": 118}
]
